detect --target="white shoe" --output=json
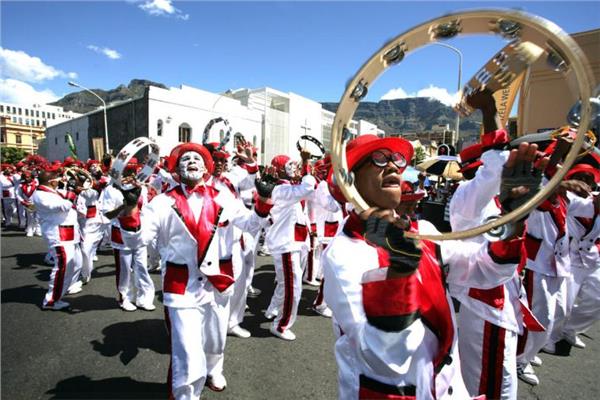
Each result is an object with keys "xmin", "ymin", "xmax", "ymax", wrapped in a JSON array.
[
  {"xmin": 136, "ymin": 302, "xmax": 156, "ymax": 311},
  {"xmin": 542, "ymin": 343, "xmax": 556, "ymax": 355},
  {"xmin": 26, "ymin": 231, "xmax": 34, "ymax": 237},
  {"xmin": 35, "ymin": 230, "xmax": 42, "ymax": 237},
  {"xmin": 312, "ymin": 305, "xmax": 333, "ymax": 318},
  {"xmin": 42, "ymin": 300, "xmax": 70, "ymax": 310},
  {"xmin": 530, "ymin": 355, "xmax": 543, "ymax": 367},
  {"xmin": 567, "ymin": 335, "xmax": 586, "ymax": 349},
  {"xmin": 81, "ymin": 275, "xmax": 91, "ymax": 285},
  {"xmin": 303, "ymin": 279, "xmax": 320, "ymax": 287},
  {"xmin": 206, "ymin": 374, "xmax": 227, "ymax": 392},
  {"xmin": 120, "ymin": 300, "xmax": 137, "ymax": 312},
  {"xmin": 93, "ymin": 255, "xmax": 98, "ymax": 261},
  {"xmin": 264, "ymin": 310, "xmax": 277, "ymax": 320},
  {"xmin": 67, "ymin": 283, "xmax": 83, "ymax": 295},
  {"xmin": 270, "ymin": 325, "xmax": 296, "ymax": 341},
  {"xmin": 228, "ymin": 325, "xmax": 251, "ymax": 338},
  {"xmin": 517, "ymin": 363, "xmax": 539, "ymax": 386}
]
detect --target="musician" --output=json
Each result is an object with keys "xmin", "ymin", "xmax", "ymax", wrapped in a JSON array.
[
  {"xmin": 16, "ymin": 171, "xmax": 40, "ymax": 237},
  {"xmin": 1, "ymin": 163, "xmax": 18, "ymax": 227},
  {"xmin": 102, "ymin": 159, "xmax": 155, "ymax": 312},
  {"xmin": 33, "ymin": 167, "xmax": 83, "ymax": 310},
  {"xmin": 116, "ymin": 142, "xmax": 272, "ymax": 398},
  {"xmin": 321, "ymin": 129, "xmax": 546, "ymax": 399},
  {"xmin": 264, "ymin": 151, "xmax": 316, "ymax": 340}
]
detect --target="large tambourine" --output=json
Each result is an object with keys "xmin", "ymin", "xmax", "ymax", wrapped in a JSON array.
[
  {"xmin": 109, "ymin": 137, "xmax": 160, "ymax": 190},
  {"xmin": 203, "ymin": 117, "xmax": 232, "ymax": 150},
  {"xmin": 331, "ymin": 9, "xmax": 594, "ymax": 241},
  {"xmin": 296, "ymin": 135, "xmax": 326, "ymax": 159}
]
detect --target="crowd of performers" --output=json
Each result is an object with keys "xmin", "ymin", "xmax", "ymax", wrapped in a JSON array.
[{"xmin": 1, "ymin": 89, "xmax": 599, "ymax": 400}]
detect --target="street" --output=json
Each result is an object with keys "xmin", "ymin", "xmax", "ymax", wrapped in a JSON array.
[{"xmin": 2, "ymin": 228, "xmax": 599, "ymax": 399}]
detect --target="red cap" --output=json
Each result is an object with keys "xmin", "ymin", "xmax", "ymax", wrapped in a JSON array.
[
  {"xmin": 271, "ymin": 155, "xmax": 291, "ymax": 171},
  {"xmin": 167, "ymin": 143, "xmax": 214, "ymax": 175},
  {"xmin": 400, "ymin": 181, "xmax": 425, "ymax": 202},
  {"xmin": 86, "ymin": 159, "xmax": 100, "ymax": 169},
  {"xmin": 458, "ymin": 144, "xmax": 483, "ymax": 173},
  {"xmin": 565, "ymin": 163, "xmax": 600, "ymax": 183},
  {"xmin": 346, "ymin": 134, "xmax": 413, "ymax": 172}
]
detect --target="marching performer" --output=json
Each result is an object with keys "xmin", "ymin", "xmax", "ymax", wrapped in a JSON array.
[
  {"xmin": 321, "ymin": 129, "xmax": 546, "ymax": 399},
  {"xmin": 1, "ymin": 164, "xmax": 18, "ymax": 227},
  {"xmin": 16, "ymin": 170, "xmax": 40, "ymax": 237},
  {"xmin": 264, "ymin": 150, "xmax": 316, "ymax": 340},
  {"xmin": 102, "ymin": 159, "xmax": 155, "ymax": 312},
  {"xmin": 33, "ymin": 167, "xmax": 83, "ymax": 310},
  {"xmin": 117, "ymin": 142, "xmax": 271, "ymax": 399}
]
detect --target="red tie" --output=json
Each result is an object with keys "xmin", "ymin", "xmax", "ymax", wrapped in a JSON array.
[{"xmin": 188, "ymin": 184, "xmax": 206, "ymax": 195}]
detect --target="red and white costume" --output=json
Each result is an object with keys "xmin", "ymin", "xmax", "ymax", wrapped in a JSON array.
[
  {"xmin": 76, "ymin": 185, "xmax": 105, "ymax": 282},
  {"xmin": 32, "ymin": 185, "xmax": 82, "ymax": 308},
  {"xmin": 1, "ymin": 172, "xmax": 19, "ymax": 226},
  {"xmin": 16, "ymin": 177, "xmax": 40, "ymax": 236},
  {"xmin": 265, "ymin": 173, "xmax": 317, "ymax": 335},
  {"xmin": 322, "ymin": 213, "xmax": 523, "ymax": 400},
  {"xmin": 102, "ymin": 184, "xmax": 154, "ymax": 309}
]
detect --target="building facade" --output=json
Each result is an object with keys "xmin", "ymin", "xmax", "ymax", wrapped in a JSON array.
[
  {"xmin": 0, "ymin": 116, "xmax": 46, "ymax": 154},
  {"xmin": 0, "ymin": 102, "xmax": 80, "ymax": 129},
  {"xmin": 43, "ymin": 84, "xmax": 384, "ymax": 164}
]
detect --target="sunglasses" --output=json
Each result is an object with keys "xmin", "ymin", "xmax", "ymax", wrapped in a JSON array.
[{"xmin": 370, "ymin": 150, "xmax": 407, "ymax": 169}]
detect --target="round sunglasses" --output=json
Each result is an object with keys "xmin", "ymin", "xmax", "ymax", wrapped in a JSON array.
[{"xmin": 370, "ymin": 150, "xmax": 407, "ymax": 169}]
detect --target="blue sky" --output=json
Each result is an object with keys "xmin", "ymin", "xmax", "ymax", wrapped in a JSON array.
[{"xmin": 1, "ymin": 1, "xmax": 599, "ymax": 106}]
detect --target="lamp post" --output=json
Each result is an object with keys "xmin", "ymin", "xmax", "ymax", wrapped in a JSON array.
[
  {"xmin": 430, "ymin": 42, "xmax": 462, "ymax": 146},
  {"xmin": 68, "ymin": 81, "xmax": 109, "ymax": 154}
]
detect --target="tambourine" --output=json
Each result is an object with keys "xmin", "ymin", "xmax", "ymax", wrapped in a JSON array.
[
  {"xmin": 296, "ymin": 135, "xmax": 326, "ymax": 160},
  {"xmin": 64, "ymin": 167, "xmax": 92, "ymax": 189},
  {"xmin": 331, "ymin": 9, "xmax": 594, "ymax": 241},
  {"xmin": 109, "ymin": 137, "xmax": 160, "ymax": 190},
  {"xmin": 203, "ymin": 117, "xmax": 232, "ymax": 151}
]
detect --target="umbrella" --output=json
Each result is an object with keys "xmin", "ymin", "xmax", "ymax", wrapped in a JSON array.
[
  {"xmin": 402, "ymin": 166, "xmax": 420, "ymax": 183},
  {"xmin": 416, "ymin": 156, "xmax": 463, "ymax": 180}
]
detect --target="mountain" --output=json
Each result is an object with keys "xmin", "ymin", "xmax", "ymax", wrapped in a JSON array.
[
  {"xmin": 50, "ymin": 79, "xmax": 168, "ymax": 114},
  {"xmin": 321, "ymin": 97, "xmax": 482, "ymax": 135}
]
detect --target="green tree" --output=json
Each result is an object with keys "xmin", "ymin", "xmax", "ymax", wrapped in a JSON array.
[
  {"xmin": 0, "ymin": 147, "xmax": 29, "ymax": 164},
  {"xmin": 413, "ymin": 146, "xmax": 426, "ymax": 165}
]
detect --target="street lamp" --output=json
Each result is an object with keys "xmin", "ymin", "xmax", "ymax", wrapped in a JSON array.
[
  {"xmin": 68, "ymin": 81, "xmax": 110, "ymax": 154},
  {"xmin": 430, "ymin": 42, "xmax": 462, "ymax": 146}
]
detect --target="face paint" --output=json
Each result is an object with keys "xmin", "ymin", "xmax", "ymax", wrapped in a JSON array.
[
  {"xmin": 178, "ymin": 151, "xmax": 206, "ymax": 181},
  {"xmin": 284, "ymin": 160, "xmax": 298, "ymax": 178}
]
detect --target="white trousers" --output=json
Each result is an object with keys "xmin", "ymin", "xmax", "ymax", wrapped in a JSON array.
[
  {"xmin": 458, "ymin": 305, "xmax": 518, "ymax": 400},
  {"xmin": 2, "ymin": 198, "xmax": 16, "ymax": 226},
  {"xmin": 113, "ymin": 247, "xmax": 154, "ymax": 307},
  {"xmin": 80, "ymin": 225, "xmax": 104, "ymax": 280},
  {"xmin": 16, "ymin": 201, "xmax": 26, "ymax": 227},
  {"xmin": 267, "ymin": 251, "xmax": 303, "ymax": 333},
  {"xmin": 25, "ymin": 210, "xmax": 40, "ymax": 236},
  {"xmin": 562, "ymin": 266, "xmax": 600, "ymax": 341},
  {"xmin": 304, "ymin": 235, "xmax": 321, "ymax": 282},
  {"xmin": 228, "ymin": 234, "xmax": 255, "ymax": 330},
  {"xmin": 517, "ymin": 269, "xmax": 566, "ymax": 364},
  {"xmin": 165, "ymin": 298, "xmax": 230, "ymax": 400},
  {"xmin": 43, "ymin": 244, "xmax": 82, "ymax": 307}
]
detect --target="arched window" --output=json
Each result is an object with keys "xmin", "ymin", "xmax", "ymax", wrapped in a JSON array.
[
  {"xmin": 157, "ymin": 119, "xmax": 163, "ymax": 137},
  {"xmin": 178, "ymin": 123, "xmax": 191, "ymax": 142}
]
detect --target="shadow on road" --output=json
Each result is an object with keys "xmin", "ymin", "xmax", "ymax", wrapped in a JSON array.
[
  {"xmin": 46, "ymin": 375, "xmax": 167, "ymax": 399},
  {"xmin": 1, "ymin": 252, "xmax": 48, "ymax": 269},
  {"xmin": 91, "ymin": 319, "xmax": 169, "ymax": 365},
  {"xmin": 1, "ymin": 284, "xmax": 46, "ymax": 306}
]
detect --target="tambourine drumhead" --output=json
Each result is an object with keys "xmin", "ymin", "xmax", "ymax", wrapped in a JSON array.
[
  {"xmin": 296, "ymin": 135, "xmax": 326, "ymax": 159},
  {"xmin": 109, "ymin": 137, "xmax": 160, "ymax": 189},
  {"xmin": 331, "ymin": 9, "xmax": 594, "ymax": 241}
]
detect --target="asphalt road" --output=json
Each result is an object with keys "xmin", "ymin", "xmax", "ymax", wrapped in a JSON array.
[{"xmin": 2, "ymin": 227, "xmax": 599, "ymax": 399}]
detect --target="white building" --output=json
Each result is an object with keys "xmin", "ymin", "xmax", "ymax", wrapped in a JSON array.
[
  {"xmin": 0, "ymin": 101, "xmax": 80, "ymax": 129},
  {"xmin": 42, "ymin": 84, "xmax": 384, "ymax": 164}
]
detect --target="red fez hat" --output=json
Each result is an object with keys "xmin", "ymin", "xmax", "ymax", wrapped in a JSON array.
[
  {"xmin": 458, "ymin": 144, "xmax": 483, "ymax": 173},
  {"xmin": 565, "ymin": 163, "xmax": 600, "ymax": 183},
  {"xmin": 86, "ymin": 159, "xmax": 100, "ymax": 169},
  {"xmin": 271, "ymin": 155, "xmax": 291, "ymax": 171},
  {"xmin": 346, "ymin": 134, "xmax": 413, "ymax": 173},
  {"xmin": 207, "ymin": 142, "xmax": 230, "ymax": 160},
  {"xmin": 167, "ymin": 143, "xmax": 214, "ymax": 175},
  {"xmin": 401, "ymin": 181, "xmax": 425, "ymax": 202}
]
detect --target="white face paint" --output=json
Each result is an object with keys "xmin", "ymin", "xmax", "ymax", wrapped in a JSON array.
[
  {"xmin": 285, "ymin": 160, "xmax": 298, "ymax": 178},
  {"xmin": 178, "ymin": 151, "xmax": 206, "ymax": 182}
]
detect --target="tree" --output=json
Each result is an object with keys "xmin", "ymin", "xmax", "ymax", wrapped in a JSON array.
[
  {"xmin": 413, "ymin": 146, "xmax": 426, "ymax": 165},
  {"xmin": 0, "ymin": 147, "xmax": 29, "ymax": 164}
]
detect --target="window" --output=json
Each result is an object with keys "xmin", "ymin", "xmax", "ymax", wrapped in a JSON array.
[
  {"xmin": 18, "ymin": 108, "xmax": 22, "ymax": 115},
  {"xmin": 76, "ymin": 132, "xmax": 79, "ymax": 140},
  {"xmin": 15, "ymin": 134, "xmax": 21, "ymax": 144},
  {"xmin": 42, "ymin": 111, "xmax": 45, "ymax": 118},
  {"xmin": 157, "ymin": 119, "xmax": 163, "ymax": 136},
  {"xmin": 52, "ymin": 113, "xmax": 56, "ymax": 119},
  {"xmin": 55, "ymin": 137, "xmax": 58, "ymax": 145},
  {"xmin": 12, "ymin": 116, "xmax": 16, "ymax": 123},
  {"xmin": 43, "ymin": 120, "xmax": 46, "ymax": 127},
  {"xmin": 36, "ymin": 111, "xmax": 39, "ymax": 118},
  {"xmin": 1, "ymin": 129, "xmax": 6, "ymax": 143},
  {"xmin": 36, "ymin": 120, "xmax": 40, "ymax": 126},
  {"xmin": 1, "ymin": 105, "xmax": 5, "ymax": 112},
  {"xmin": 178, "ymin": 123, "xmax": 192, "ymax": 142},
  {"xmin": 32, "ymin": 134, "xmax": 37, "ymax": 141},
  {"xmin": 65, "ymin": 135, "xmax": 68, "ymax": 143},
  {"xmin": 18, "ymin": 117, "xmax": 22, "ymax": 124},
  {"xmin": 25, "ymin": 109, "xmax": 29, "ymax": 116},
  {"xmin": 12, "ymin": 107, "xmax": 16, "ymax": 114}
]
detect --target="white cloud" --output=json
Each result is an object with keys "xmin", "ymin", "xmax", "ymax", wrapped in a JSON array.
[
  {"xmin": 139, "ymin": 0, "xmax": 189, "ymax": 20},
  {"xmin": 87, "ymin": 45, "xmax": 122, "ymax": 60},
  {"xmin": 381, "ymin": 85, "xmax": 460, "ymax": 106},
  {"xmin": 0, "ymin": 47, "xmax": 77, "ymax": 83},
  {"xmin": 0, "ymin": 78, "xmax": 59, "ymax": 104}
]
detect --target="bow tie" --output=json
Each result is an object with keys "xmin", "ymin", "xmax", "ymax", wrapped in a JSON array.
[{"xmin": 187, "ymin": 184, "xmax": 206, "ymax": 195}]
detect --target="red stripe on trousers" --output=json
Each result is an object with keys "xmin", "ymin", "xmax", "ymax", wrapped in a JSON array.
[
  {"xmin": 164, "ymin": 307, "xmax": 175, "ymax": 400},
  {"xmin": 306, "ymin": 235, "xmax": 314, "ymax": 281},
  {"xmin": 49, "ymin": 246, "xmax": 67, "ymax": 305},
  {"xmin": 113, "ymin": 249, "xmax": 122, "ymax": 304},
  {"xmin": 517, "ymin": 269, "xmax": 534, "ymax": 356},
  {"xmin": 479, "ymin": 321, "xmax": 506, "ymax": 399},
  {"xmin": 278, "ymin": 252, "xmax": 294, "ymax": 333},
  {"xmin": 313, "ymin": 279, "xmax": 325, "ymax": 307}
]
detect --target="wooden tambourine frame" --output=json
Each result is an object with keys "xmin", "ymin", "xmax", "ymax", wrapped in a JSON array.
[
  {"xmin": 109, "ymin": 137, "xmax": 160, "ymax": 189},
  {"xmin": 330, "ymin": 9, "xmax": 594, "ymax": 241}
]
